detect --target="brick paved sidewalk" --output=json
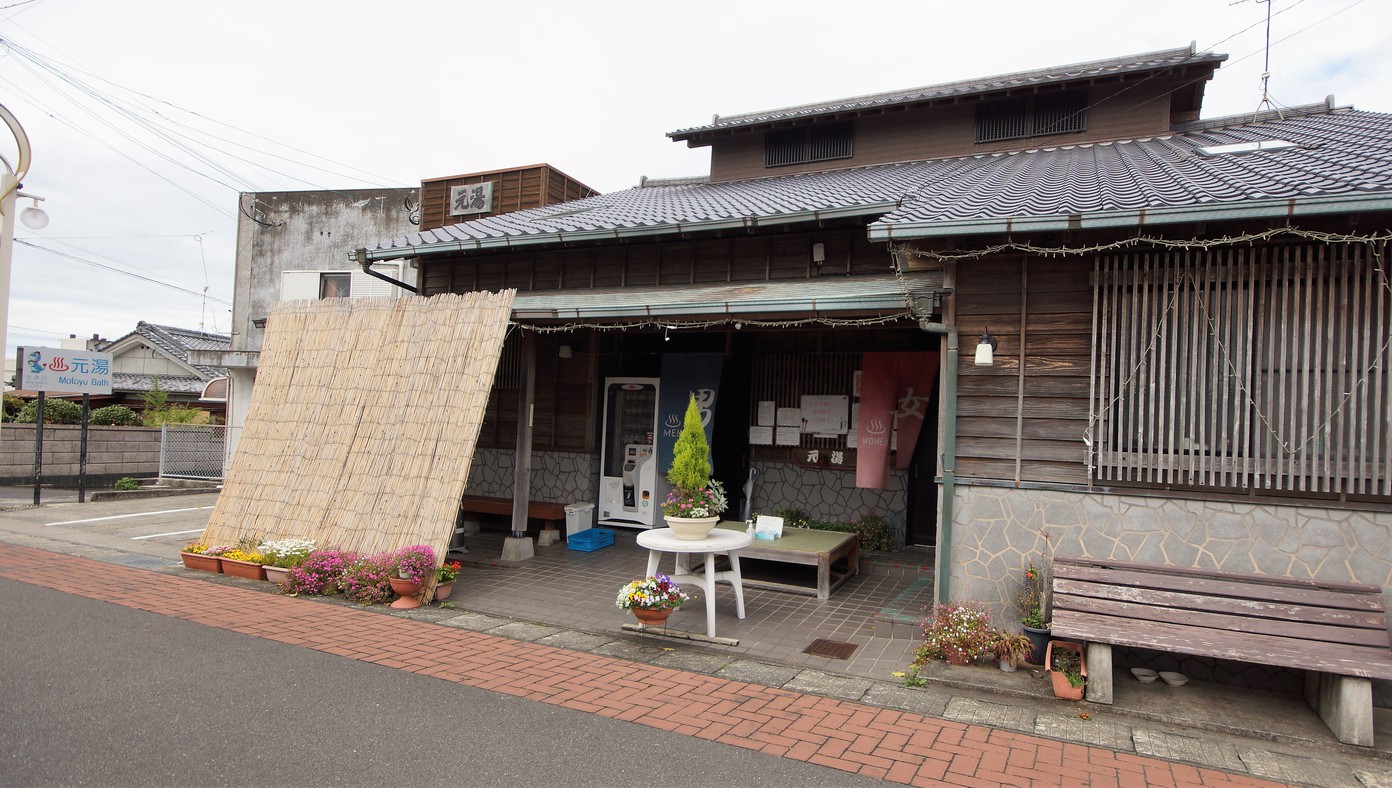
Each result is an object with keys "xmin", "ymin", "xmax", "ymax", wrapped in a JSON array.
[{"xmin": 0, "ymin": 543, "xmax": 1285, "ymax": 788}]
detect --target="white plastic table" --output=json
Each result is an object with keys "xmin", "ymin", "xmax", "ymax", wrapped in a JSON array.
[{"xmin": 636, "ymin": 527, "xmax": 751, "ymax": 639}]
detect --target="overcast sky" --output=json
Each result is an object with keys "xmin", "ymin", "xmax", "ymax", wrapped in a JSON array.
[{"xmin": 2, "ymin": 0, "xmax": 1388, "ymax": 360}]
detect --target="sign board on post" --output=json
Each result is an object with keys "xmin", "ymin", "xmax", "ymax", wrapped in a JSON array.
[{"xmin": 15, "ymin": 346, "xmax": 114, "ymax": 394}]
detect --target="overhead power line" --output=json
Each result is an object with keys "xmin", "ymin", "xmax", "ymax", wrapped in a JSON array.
[{"xmin": 13, "ymin": 239, "xmax": 233, "ymax": 305}]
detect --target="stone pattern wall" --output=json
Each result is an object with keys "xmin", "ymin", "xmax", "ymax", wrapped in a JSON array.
[
  {"xmin": 950, "ymin": 483, "xmax": 1392, "ymax": 705},
  {"xmin": 751, "ymin": 461, "xmax": 907, "ymax": 544},
  {"xmin": 465, "ymin": 448, "xmax": 598, "ymax": 506},
  {"xmin": 0, "ymin": 424, "xmax": 161, "ymax": 486}
]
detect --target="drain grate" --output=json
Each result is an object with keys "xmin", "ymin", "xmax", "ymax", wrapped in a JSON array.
[{"xmin": 803, "ymin": 638, "xmax": 859, "ymax": 660}]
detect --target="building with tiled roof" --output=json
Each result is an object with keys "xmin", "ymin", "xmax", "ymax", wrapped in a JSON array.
[
  {"xmin": 349, "ymin": 45, "xmax": 1392, "ymax": 734},
  {"xmin": 95, "ymin": 322, "xmax": 230, "ymax": 409}
]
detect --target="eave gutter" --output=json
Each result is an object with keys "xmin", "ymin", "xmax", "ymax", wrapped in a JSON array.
[
  {"xmin": 866, "ymin": 193, "xmax": 1392, "ymax": 242},
  {"xmin": 349, "ymin": 250, "xmax": 417, "ymax": 293},
  {"xmin": 354, "ymin": 202, "xmax": 902, "ymax": 264}
]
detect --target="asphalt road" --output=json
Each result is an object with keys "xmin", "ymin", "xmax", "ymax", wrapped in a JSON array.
[{"xmin": 0, "ymin": 577, "xmax": 880, "ymax": 788}]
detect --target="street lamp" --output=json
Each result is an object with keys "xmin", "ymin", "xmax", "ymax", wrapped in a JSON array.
[
  {"xmin": 2, "ymin": 102, "xmax": 50, "ymax": 374},
  {"xmin": 2, "ymin": 102, "xmax": 50, "ymax": 439}
]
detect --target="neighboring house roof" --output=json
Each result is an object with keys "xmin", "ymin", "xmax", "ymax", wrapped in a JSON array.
[
  {"xmin": 668, "ymin": 46, "xmax": 1227, "ymax": 142},
  {"xmin": 360, "ymin": 104, "xmax": 1392, "ymax": 263},
  {"xmin": 97, "ymin": 322, "xmax": 231, "ymax": 395},
  {"xmin": 869, "ymin": 103, "xmax": 1392, "ymax": 239}
]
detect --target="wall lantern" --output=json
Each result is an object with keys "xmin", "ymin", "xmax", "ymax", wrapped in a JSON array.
[{"xmin": 974, "ymin": 328, "xmax": 998, "ymax": 367}]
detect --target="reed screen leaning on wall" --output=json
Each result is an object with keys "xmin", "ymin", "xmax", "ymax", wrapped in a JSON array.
[{"xmin": 200, "ymin": 290, "xmax": 516, "ymax": 564}]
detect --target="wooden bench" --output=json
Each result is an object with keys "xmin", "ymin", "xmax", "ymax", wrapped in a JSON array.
[
  {"xmin": 1050, "ymin": 555, "xmax": 1392, "ymax": 747},
  {"xmin": 458, "ymin": 495, "xmax": 568, "ymax": 531},
  {"xmin": 711, "ymin": 521, "xmax": 859, "ymax": 599}
]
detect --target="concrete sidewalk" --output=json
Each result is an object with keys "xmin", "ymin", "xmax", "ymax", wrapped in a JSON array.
[{"xmin": 1, "ymin": 491, "xmax": 1390, "ymax": 786}]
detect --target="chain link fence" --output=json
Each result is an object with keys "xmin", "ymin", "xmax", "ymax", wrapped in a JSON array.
[{"xmin": 160, "ymin": 424, "xmax": 227, "ymax": 480}]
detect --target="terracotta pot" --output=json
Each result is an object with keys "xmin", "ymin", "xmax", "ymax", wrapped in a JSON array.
[
  {"xmin": 631, "ymin": 607, "xmax": 674, "ymax": 626},
  {"xmin": 220, "ymin": 557, "xmax": 267, "ymax": 581},
  {"xmin": 434, "ymin": 582, "xmax": 454, "ymax": 602},
  {"xmin": 263, "ymin": 565, "xmax": 290, "ymax": 584},
  {"xmin": 664, "ymin": 515, "xmax": 719, "ymax": 541},
  {"xmin": 1045, "ymin": 640, "xmax": 1087, "ymax": 701},
  {"xmin": 945, "ymin": 648, "xmax": 971, "ymax": 666},
  {"xmin": 180, "ymin": 552, "xmax": 222, "ymax": 573},
  {"xmin": 389, "ymin": 577, "xmax": 422, "ymax": 609}
]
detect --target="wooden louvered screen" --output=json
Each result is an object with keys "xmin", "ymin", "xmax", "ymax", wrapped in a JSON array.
[{"xmin": 1090, "ymin": 243, "xmax": 1392, "ymax": 497}]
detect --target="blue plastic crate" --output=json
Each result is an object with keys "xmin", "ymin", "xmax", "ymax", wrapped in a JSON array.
[{"xmin": 567, "ymin": 527, "xmax": 615, "ymax": 552}]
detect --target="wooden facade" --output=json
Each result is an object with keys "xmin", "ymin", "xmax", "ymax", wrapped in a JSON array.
[
  {"xmin": 704, "ymin": 78, "xmax": 1189, "ymax": 182},
  {"xmin": 418, "ymin": 164, "xmax": 597, "ymax": 231},
  {"xmin": 950, "ymin": 255, "xmax": 1094, "ymax": 486}
]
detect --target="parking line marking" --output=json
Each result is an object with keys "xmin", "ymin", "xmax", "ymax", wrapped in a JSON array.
[
  {"xmin": 44, "ymin": 506, "xmax": 216, "ymax": 527},
  {"xmin": 131, "ymin": 529, "xmax": 206, "ymax": 541}
]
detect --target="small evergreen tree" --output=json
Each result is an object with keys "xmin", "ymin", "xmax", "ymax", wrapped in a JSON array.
[{"xmin": 666, "ymin": 394, "xmax": 711, "ymax": 491}]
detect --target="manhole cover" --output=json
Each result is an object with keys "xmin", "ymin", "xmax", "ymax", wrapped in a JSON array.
[{"xmin": 803, "ymin": 638, "xmax": 859, "ymax": 660}]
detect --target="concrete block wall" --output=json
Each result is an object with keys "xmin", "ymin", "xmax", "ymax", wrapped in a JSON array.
[
  {"xmin": 465, "ymin": 448, "xmax": 599, "ymax": 507},
  {"xmin": 0, "ymin": 424, "xmax": 162, "ymax": 486},
  {"xmin": 750, "ymin": 460, "xmax": 907, "ymax": 544}
]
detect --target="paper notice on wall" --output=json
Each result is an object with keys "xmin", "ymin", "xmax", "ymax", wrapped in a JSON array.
[
  {"xmin": 775, "ymin": 426, "xmax": 801, "ymax": 445},
  {"xmin": 776, "ymin": 407, "xmax": 801, "ymax": 427},
  {"xmin": 847, "ymin": 403, "xmax": 859, "ymax": 448},
  {"xmin": 757, "ymin": 401, "xmax": 776, "ymax": 426},
  {"xmin": 800, "ymin": 394, "xmax": 849, "ymax": 434},
  {"xmin": 748, "ymin": 426, "xmax": 773, "ymax": 445}
]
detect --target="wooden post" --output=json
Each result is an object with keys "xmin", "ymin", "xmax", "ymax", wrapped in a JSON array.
[{"xmin": 511, "ymin": 331, "xmax": 536, "ymax": 539}]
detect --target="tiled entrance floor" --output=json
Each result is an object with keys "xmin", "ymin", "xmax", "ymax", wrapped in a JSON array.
[{"xmin": 453, "ymin": 527, "xmax": 937, "ymax": 681}]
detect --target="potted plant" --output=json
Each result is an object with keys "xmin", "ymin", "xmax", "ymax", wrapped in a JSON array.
[
  {"xmin": 1045, "ymin": 640, "xmax": 1087, "ymax": 700},
  {"xmin": 388, "ymin": 544, "xmax": 437, "ymax": 609},
  {"xmin": 218, "ymin": 547, "xmax": 269, "ymax": 581},
  {"xmin": 661, "ymin": 394, "xmax": 727, "ymax": 540},
  {"xmin": 258, "ymin": 538, "xmax": 316, "ymax": 584},
  {"xmin": 992, "ymin": 630, "xmax": 1034, "ymax": 672},
  {"xmin": 435, "ymin": 560, "xmax": 461, "ymax": 602},
  {"xmin": 282, "ymin": 549, "xmax": 356, "ymax": 596},
  {"xmin": 1017, "ymin": 560, "xmax": 1051, "ymax": 664},
  {"xmin": 616, "ymin": 573, "xmax": 689, "ymax": 627},
  {"xmin": 910, "ymin": 601, "xmax": 994, "ymax": 668},
  {"xmin": 179, "ymin": 543, "xmax": 222, "ymax": 573}
]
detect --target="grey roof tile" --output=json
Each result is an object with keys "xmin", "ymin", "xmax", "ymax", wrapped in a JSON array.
[
  {"xmin": 111, "ymin": 373, "xmax": 207, "ymax": 395},
  {"xmin": 363, "ymin": 106, "xmax": 1392, "ymax": 257},
  {"xmin": 98, "ymin": 322, "xmax": 230, "ymax": 380},
  {"xmin": 873, "ymin": 107, "xmax": 1392, "ymax": 231},
  {"xmin": 669, "ymin": 46, "xmax": 1225, "ymax": 139}
]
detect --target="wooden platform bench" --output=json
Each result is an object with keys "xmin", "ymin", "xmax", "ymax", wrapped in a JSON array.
[
  {"xmin": 1050, "ymin": 555, "xmax": 1392, "ymax": 747},
  {"xmin": 458, "ymin": 495, "xmax": 568, "ymax": 531},
  {"xmin": 710, "ymin": 521, "xmax": 859, "ymax": 600}
]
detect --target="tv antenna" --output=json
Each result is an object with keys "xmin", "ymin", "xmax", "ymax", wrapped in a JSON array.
[{"xmin": 1232, "ymin": 0, "xmax": 1281, "ymax": 117}]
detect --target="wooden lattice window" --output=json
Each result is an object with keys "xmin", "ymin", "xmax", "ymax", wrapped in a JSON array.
[
  {"xmin": 975, "ymin": 90, "xmax": 1087, "ymax": 143},
  {"xmin": 1089, "ymin": 243, "xmax": 1392, "ymax": 498},
  {"xmin": 765, "ymin": 123, "xmax": 854, "ymax": 168}
]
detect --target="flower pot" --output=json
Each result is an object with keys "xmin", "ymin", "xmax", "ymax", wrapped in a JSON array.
[
  {"xmin": 664, "ymin": 515, "xmax": 719, "ymax": 541},
  {"xmin": 434, "ymin": 582, "xmax": 454, "ymax": 602},
  {"xmin": 220, "ymin": 557, "xmax": 267, "ymax": 581},
  {"xmin": 631, "ymin": 607, "xmax": 674, "ymax": 627},
  {"xmin": 1045, "ymin": 640, "xmax": 1087, "ymax": 701},
  {"xmin": 180, "ymin": 552, "xmax": 222, "ymax": 573},
  {"xmin": 1022, "ymin": 624, "xmax": 1051, "ymax": 665},
  {"xmin": 389, "ymin": 577, "xmax": 422, "ymax": 609},
  {"xmin": 945, "ymin": 649, "xmax": 971, "ymax": 666},
  {"xmin": 263, "ymin": 565, "xmax": 290, "ymax": 584}
]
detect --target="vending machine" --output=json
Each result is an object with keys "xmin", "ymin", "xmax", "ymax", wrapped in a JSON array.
[{"xmin": 598, "ymin": 377, "xmax": 659, "ymax": 528}]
